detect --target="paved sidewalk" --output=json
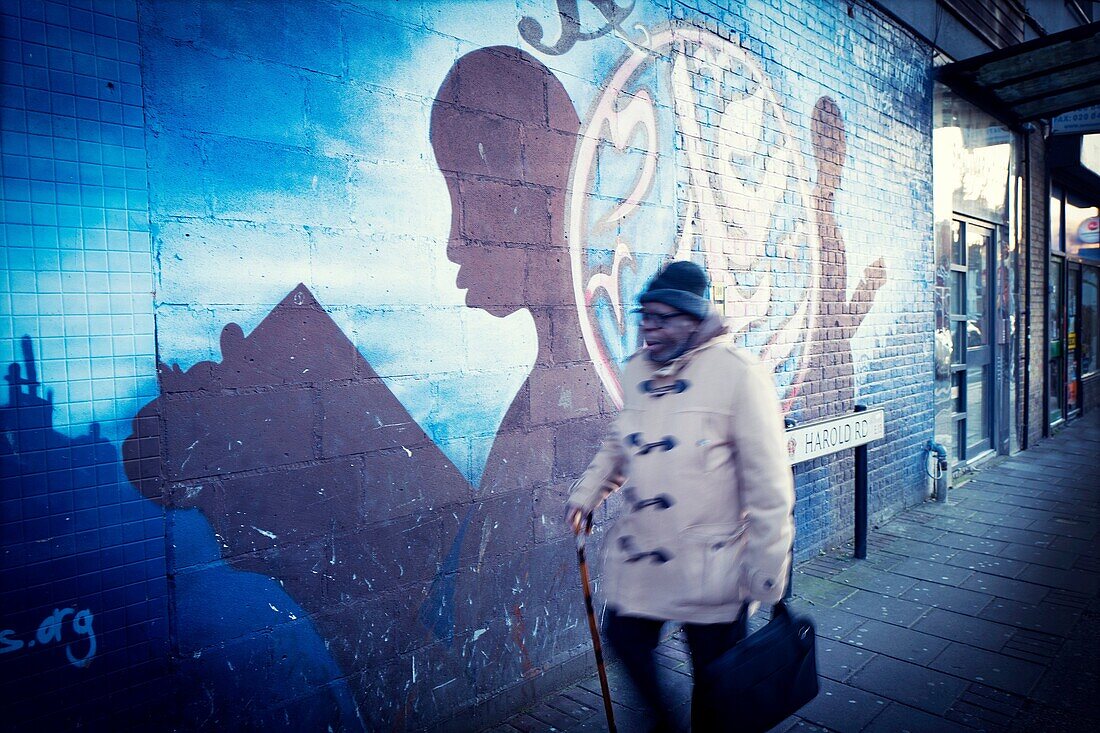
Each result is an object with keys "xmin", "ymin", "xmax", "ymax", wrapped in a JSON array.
[{"xmin": 485, "ymin": 412, "xmax": 1100, "ymax": 733}]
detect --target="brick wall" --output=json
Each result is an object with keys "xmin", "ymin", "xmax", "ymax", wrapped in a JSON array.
[
  {"xmin": 2, "ymin": 0, "xmax": 935, "ymax": 729},
  {"xmin": 1026, "ymin": 129, "xmax": 1048, "ymax": 446}
]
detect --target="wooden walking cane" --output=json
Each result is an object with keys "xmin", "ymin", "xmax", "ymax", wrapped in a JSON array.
[{"xmin": 577, "ymin": 513, "xmax": 617, "ymax": 733}]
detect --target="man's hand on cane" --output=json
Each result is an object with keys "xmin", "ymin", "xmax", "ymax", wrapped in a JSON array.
[
  {"xmin": 565, "ymin": 475, "xmax": 623, "ymax": 535},
  {"xmin": 565, "ymin": 505, "xmax": 586, "ymax": 535}
]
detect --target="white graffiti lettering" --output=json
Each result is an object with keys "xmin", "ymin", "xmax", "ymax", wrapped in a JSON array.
[{"xmin": 0, "ymin": 607, "xmax": 97, "ymax": 668}]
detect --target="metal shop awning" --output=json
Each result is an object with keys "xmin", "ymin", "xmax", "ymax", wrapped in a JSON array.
[{"xmin": 937, "ymin": 21, "xmax": 1100, "ymax": 124}]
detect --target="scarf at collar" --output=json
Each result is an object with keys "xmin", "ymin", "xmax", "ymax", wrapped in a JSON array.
[{"xmin": 649, "ymin": 311, "xmax": 729, "ymax": 378}]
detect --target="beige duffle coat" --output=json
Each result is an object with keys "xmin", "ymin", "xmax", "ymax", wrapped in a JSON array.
[{"xmin": 568, "ymin": 332, "xmax": 795, "ymax": 623}]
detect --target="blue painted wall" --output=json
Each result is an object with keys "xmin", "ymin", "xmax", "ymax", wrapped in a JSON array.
[{"xmin": 2, "ymin": 1, "xmax": 934, "ymax": 729}]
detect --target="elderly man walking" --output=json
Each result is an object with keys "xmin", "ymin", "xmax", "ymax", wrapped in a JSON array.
[{"xmin": 566, "ymin": 261, "xmax": 795, "ymax": 732}]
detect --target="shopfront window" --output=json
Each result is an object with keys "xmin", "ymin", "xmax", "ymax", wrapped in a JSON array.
[
  {"xmin": 1049, "ymin": 258, "xmax": 1064, "ymax": 424},
  {"xmin": 1084, "ymin": 269, "xmax": 1099, "ymax": 377},
  {"xmin": 1052, "ymin": 187, "xmax": 1065, "ymax": 253},
  {"xmin": 1055, "ymin": 187, "xmax": 1098, "ymax": 422},
  {"xmin": 1066, "ymin": 198, "xmax": 1099, "ymax": 261},
  {"xmin": 1067, "ymin": 267, "xmax": 1080, "ymax": 417}
]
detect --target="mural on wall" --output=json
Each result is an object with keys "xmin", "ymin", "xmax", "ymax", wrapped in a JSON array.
[
  {"xmin": 428, "ymin": 44, "xmax": 610, "ymax": 662},
  {"xmin": 136, "ymin": 0, "xmax": 927, "ymax": 727},
  {"xmin": 0, "ymin": 0, "xmax": 931, "ymax": 729},
  {"xmin": 123, "ymin": 285, "xmax": 469, "ymax": 726},
  {"xmin": 805, "ymin": 96, "xmax": 887, "ymax": 421},
  {"xmin": 569, "ymin": 23, "xmax": 819, "ymax": 411}
]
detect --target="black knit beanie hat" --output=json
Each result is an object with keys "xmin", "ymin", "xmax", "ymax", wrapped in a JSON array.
[{"xmin": 638, "ymin": 260, "xmax": 711, "ymax": 321}]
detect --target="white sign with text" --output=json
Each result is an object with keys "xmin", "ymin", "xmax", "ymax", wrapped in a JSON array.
[
  {"xmin": 1052, "ymin": 105, "xmax": 1100, "ymax": 135},
  {"xmin": 785, "ymin": 409, "xmax": 885, "ymax": 464}
]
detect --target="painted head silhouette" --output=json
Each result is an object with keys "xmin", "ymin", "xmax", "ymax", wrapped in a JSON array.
[{"xmin": 431, "ymin": 46, "xmax": 580, "ymax": 318}]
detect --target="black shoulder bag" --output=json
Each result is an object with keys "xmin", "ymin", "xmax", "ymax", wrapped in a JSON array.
[{"xmin": 696, "ymin": 601, "xmax": 819, "ymax": 732}]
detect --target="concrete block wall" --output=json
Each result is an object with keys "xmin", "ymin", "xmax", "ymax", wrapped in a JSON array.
[{"xmin": 2, "ymin": 0, "xmax": 934, "ymax": 729}]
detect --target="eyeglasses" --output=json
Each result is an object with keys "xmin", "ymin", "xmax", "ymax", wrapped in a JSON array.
[{"xmin": 632, "ymin": 308, "xmax": 688, "ymax": 326}]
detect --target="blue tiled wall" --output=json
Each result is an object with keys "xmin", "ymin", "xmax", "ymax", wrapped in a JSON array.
[{"xmin": 0, "ymin": 0, "xmax": 167, "ymax": 728}]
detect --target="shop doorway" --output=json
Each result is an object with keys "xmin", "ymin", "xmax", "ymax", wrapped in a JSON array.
[{"xmin": 949, "ymin": 218, "xmax": 996, "ymax": 462}]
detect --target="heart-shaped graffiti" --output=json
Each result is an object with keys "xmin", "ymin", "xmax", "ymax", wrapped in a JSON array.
[{"xmin": 569, "ymin": 24, "xmax": 818, "ymax": 411}]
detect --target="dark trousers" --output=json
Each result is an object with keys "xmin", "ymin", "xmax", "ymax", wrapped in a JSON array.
[{"xmin": 604, "ymin": 607, "xmax": 747, "ymax": 732}]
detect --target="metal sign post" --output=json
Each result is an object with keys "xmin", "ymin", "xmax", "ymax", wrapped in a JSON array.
[{"xmin": 784, "ymin": 405, "xmax": 885, "ymax": 561}]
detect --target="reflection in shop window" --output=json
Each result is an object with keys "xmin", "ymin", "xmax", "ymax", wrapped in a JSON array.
[
  {"xmin": 1083, "ymin": 134, "xmax": 1100, "ymax": 177},
  {"xmin": 1066, "ymin": 199, "xmax": 1099, "ymax": 260},
  {"xmin": 1051, "ymin": 187, "xmax": 1064, "ymax": 253},
  {"xmin": 1084, "ymin": 269, "xmax": 1098, "ymax": 376}
]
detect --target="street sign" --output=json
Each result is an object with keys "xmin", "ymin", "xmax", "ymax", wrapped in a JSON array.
[{"xmin": 785, "ymin": 409, "xmax": 885, "ymax": 465}]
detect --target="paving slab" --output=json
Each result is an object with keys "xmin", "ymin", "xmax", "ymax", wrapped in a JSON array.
[
  {"xmin": 771, "ymin": 720, "xmax": 836, "ymax": 733},
  {"xmin": 978, "ymin": 598, "xmax": 1082, "ymax": 636},
  {"xmin": 799, "ymin": 604, "xmax": 868, "ymax": 641},
  {"xmin": 831, "ymin": 564, "xmax": 919, "ymax": 596},
  {"xmin": 796, "ymin": 678, "xmax": 888, "ymax": 731},
  {"xmin": 1051, "ymin": 532, "xmax": 1100, "ymax": 555},
  {"xmin": 1000, "ymin": 627, "xmax": 1063, "ymax": 665},
  {"xmin": 815, "ymin": 638, "xmax": 876, "ymax": 683},
  {"xmin": 877, "ymin": 521, "xmax": 944, "ymax": 543},
  {"xmin": 791, "ymin": 575, "xmax": 857, "ymax": 607},
  {"xmin": 966, "ymin": 508, "xmax": 1036, "ymax": 529},
  {"xmin": 1026, "ymin": 516, "xmax": 1098, "ymax": 540},
  {"xmin": 981, "ymin": 524, "xmax": 1059, "ymax": 547},
  {"xmin": 842, "ymin": 618, "xmax": 950, "ymax": 665},
  {"xmin": 944, "ymin": 549, "xmax": 1027, "ymax": 578},
  {"xmin": 1017, "ymin": 563, "xmax": 1100, "ymax": 595},
  {"xmin": 848, "ymin": 656, "xmax": 969, "ymax": 715},
  {"xmin": 913, "ymin": 514, "xmax": 987, "ymax": 534},
  {"xmin": 959, "ymin": 571, "xmax": 1050, "ymax": 605},
  {"xmin": 836, "ymin": 590, "xmax": 930, "ymax": 627},
  {"xmin": 861, "ymin": 702, "xmax": 974, "ymax": 733},
  {"xmin": 912, "ymin": 608, "xmax": 1018, "ymax": 651},
  {"xmin": 877, "ymin": 536, "xmax": 958, "ymax": 562},
  {"xmin": 997, "ymin": 541, "xmax": 1077, "ymax": 569},
  {"xmin": 560, "ymin": 686, "xmax": 604, "ymax": 712},
  {"xmin": 1008, "ymin": 605, "xmax": 1100, "ymax": 731},
  {"xmin": 528, "ymin": 702, "xmax": 586, "ymax": 731},
  {"xmin": 546, "ymin": 693, "xmax": 597, "ymax": 722},
  {"xmin": 954, "ymin": 497, "xmax": 1049, "ymax": 521},
  {"xmin": 506, "ymin": 713, "xmax": 555, "ymax": 732},
  {"xmin": 900, "ymin": 580, "xmax": 994, "ymax": 616},
  {"xmin": 929, "ymin": 642, "xmax": 1044, "ymax": 696},
  {"xmin": 946, "ymin": 682, "xmax": 1027, "ymax": 729},
  {"xmin": 890, "ymin": 557, "xmax": 974, "ymax": 587},
  {"xmin": 933, "ymin": 531, "xmax": 1009, "ymax": 556}
]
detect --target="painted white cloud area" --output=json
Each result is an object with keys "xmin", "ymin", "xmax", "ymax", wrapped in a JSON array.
[{"xmin": 153, "ymin": 2, "xmax": 554, "ymax": 485}]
